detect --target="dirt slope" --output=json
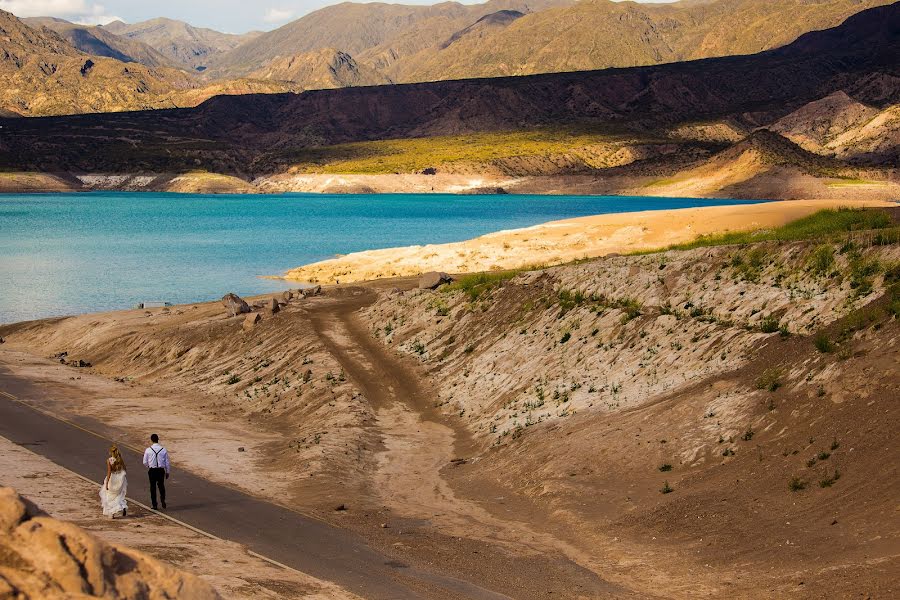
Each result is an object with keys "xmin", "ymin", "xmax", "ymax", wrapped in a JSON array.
[{"xmin": 1, "ymin": 215, "xmax": 897, "ymax": 597}]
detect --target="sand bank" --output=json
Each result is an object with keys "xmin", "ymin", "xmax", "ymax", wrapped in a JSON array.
[{"xmin": 282, "ymin": 198, "xmax": 895, "ymax": 284}]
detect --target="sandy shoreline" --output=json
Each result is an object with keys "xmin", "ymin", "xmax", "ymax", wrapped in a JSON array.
[{"xmin": 281, "ymin": 198, "xmax": 896, "ymax": 284}]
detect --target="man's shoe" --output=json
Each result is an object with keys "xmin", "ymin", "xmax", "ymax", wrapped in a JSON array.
[
  {"xmin": 151, "ymin": 505, "xmax": 158, "ymax": 510},
  {"xmin": 161, "ymin": 501, "xmax": 167, "ymax": 509}
]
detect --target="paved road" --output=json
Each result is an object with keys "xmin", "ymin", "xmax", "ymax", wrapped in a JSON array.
[{"xmin": 0, "ymin": 368, "xmax": 511, "ymax": 600}]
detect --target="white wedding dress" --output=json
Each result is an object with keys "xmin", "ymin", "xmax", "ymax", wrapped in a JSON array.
[{"xmin": 100, "ymin": 457, "xmax": 128, "ymax": 517}]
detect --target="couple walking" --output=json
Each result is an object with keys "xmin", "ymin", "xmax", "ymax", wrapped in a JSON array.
[{"xmin": 99, "ymin": 433, "xmax": 171, "ymax": 518}]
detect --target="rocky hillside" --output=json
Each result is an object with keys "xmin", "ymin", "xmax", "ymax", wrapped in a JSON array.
[
  {"xmin": 200, "ymin": 0, "xmax": 894, "ymax": 84},
  {"xmin": 24, "ymin": 17, "xmax": 176, "ymax": 68},
  {"xmin": 401, "ymin": 0, "xmax": 897, "ymax": 82},
  {"xmin": 247, "ymin": 48, "xmax": 392, "ymax": 88},
  {"xmin": 204, "ymin": 0, "xmax": 564, "ymax": 80},
  {"xmin": 0, "ymin": 9, "xmax": 197, "ymax": 116},
  {"xmin": 1, "ymin": 3, "xmax": 896, "ymax": 179},
  {"xmin": 769, "ymin": 90, "xmax": 900, "ymax": 162},
  {"xmin": 357, "ymin": 215, "xmax": 900, "ymax": 597},
  {"xmin": 0, "ymin": 487, "xmax": 219, "ymax": 599},
  {"xmin": 103, "ymin": 18, "xmax": 260, "ymax": 72}
]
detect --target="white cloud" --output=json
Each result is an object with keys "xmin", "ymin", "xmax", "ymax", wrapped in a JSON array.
[
  {"xmin": 0, "ymin": 0, "xmax": 120, "ymax": 23},
  {"xmin": 263, "ymin": 7, "xmax": 294, "ymax": 24}
]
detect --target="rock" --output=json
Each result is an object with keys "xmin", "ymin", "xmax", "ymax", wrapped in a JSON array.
[
  {"xmin": 0, "ymin": 336, "xmax": 4, "ymax": 344},
  {"xmin": 267, "ymin": 298, "xmax": 280, "ymax": 314},
  {"xmin": 421, "ymin": 167, "xmax": 437, "ymax": 175},
  {"xmin": 282, "ymin": 291, "xmax": 293, "ymax": 302},
  {"xmin": 242, "ymin": 313, "xmax": 261, "ymax": 331},
  {"xmin": 238, "ymin": 447, "xmax": 245, "ymax": 452},
  {"xmin": 302, "ymin": 285, "xmax": 322, "ymax": 297},
  {"xmin": 334, "ymin": 504, "xmax": 347, "ymax": 511},
  {"xmin": 252, "ymin": 300, "xmax": 268, "ymax": 309},
  {"xmin": 419, "ymin": 271, "xmax": 453, "ymax": 290},
  {"xmin": 70, "ymin": 359, "xmax": 91, "ymax": 368},
  {"xmin": 221, "ymin": 293, "xmax": 250, "ymax": 317},
  {"xmin": 0, "ymin": 487, "xmax": 220, "ymax": 599}
]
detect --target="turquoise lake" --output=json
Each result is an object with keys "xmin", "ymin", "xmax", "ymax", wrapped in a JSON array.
[{"xmin": 0, "ymin": 192, "xmax": 767, "ymax": 324}]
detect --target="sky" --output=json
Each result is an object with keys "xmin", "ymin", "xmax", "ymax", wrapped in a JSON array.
[{"xmin": 0, "ymin": 0, "xmax": 675, "ymax": 33}]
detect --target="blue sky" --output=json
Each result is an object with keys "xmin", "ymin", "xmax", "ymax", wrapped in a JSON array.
[{"xmin": 0, "ymin": 0, "xmax": 676, "ymax": 33}]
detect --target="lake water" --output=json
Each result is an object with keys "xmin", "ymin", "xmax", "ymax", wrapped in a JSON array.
[{"xmin": 0, "ymin": 192, "xmax": 767, "ymax": 324}]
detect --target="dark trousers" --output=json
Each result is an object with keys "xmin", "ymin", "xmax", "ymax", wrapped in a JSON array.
[{"xmin": 148, "ymin": 467, "xmax": 166, "ymax": 508}]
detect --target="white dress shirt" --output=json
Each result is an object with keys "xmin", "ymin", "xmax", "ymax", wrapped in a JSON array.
[{"xmin": 142, "ymin": 443, "xmax": 170, "ymax": 473}]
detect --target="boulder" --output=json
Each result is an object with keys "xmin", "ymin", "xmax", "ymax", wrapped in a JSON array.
[
  {"xmin": 0, "ymin": 487, "xmax": 220, "ymax": 599},
  {"xmin": 282, "ymin": 291, "xmax": 293, "ymax": 302},
  {"xmin": 419, "ymin": 271, "xmax": 453, "ymax": 290},
  {"xmin": 267, "ymin": 298, "xmax": 280, "ymax": 314},
  {"xmin": 221, "ymin": 293, "xmax": 250, "ymax": 317},
  {"xmin": 302, "ymin": 285, "xmax": 322, "ymax": 297},
  {"xmin": 243, "ymin": 313, "xmax": 261, "ymax": 331}
]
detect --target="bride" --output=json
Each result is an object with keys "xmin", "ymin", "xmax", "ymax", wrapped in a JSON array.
[{"xmin": 100, "ymin": 445, "xmax": 128, "ymax": 518}]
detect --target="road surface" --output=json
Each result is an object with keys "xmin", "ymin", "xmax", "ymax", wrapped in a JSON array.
[{"xmin": 0, "ymin": 367, "xmax": 512, "ymax": 600}]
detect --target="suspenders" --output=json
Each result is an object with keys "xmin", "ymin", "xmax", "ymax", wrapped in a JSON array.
[{"xmin": 150, "ymin": 446, "xmax": 164, "ymax": 469}]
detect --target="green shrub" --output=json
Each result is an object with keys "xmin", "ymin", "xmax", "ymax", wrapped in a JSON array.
[
  {"xmin": 444, "ymin": 269, "xmax": 525, "ymax": 301},
  {"xmin": 760, "ymin": 315, "xmax": 780, "ymax": 333},
  {"xmin": 659, "ymin": 463, "xmax": 673, "ymax": 472},
  {"xmin": 789, "ymin": 476, "xmax": 807, "ymax": 492},
  {"xmin": 226, "ymin": 374, "xmax": 241, "ymax": 385},
  {"xmin": 808, "ymin": 245, "xmax": 835, "ymax": 275},
  {"xmin": 814, "ymin": 333, "xmax": 835, "ymax": 353},
  {"xmin": 755, "ymin": 368, "xmax": 782, "ymax": 392},
  {"xmin": 660, "ymin": 481, "xmax": 674, "ymax": 494},
  {"xmin": 819, "ymin": 470, "xmax": 841, "ymax": 488}
]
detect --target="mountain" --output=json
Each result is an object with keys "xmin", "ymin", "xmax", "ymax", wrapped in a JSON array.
[
  {"xmin": 769, "ymin": 91, "xmax": 900, "ymax": 162},
  {"xmin": 102, "ymin": 18, "xmax": 261, "ymax": 72},
  {"xmin": 205, "ymin": 0, "xmax": 570, "ymax": 79},
  {"xmin": 1, "ymin": 1, "xmax": 896, "ymax": 181},
  {"xmin": 391, "ymin": 0, "xmax": 897, "ymax": 82},
  {"xmin": 24, "ymin": 17, "xmax": 176, "ymax": 68},
  {"xmin": 247, "ymin": 48, "xmax": 392, "ymax": 88},
  {"xmin": 0, "ymin": 9, "xmax": 198, "ymax": 116}
]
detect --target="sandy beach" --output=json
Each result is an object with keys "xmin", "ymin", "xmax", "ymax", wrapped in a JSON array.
[{"xmin": 282, "ymin": 198, "xmax": 896, "ymax": 284}]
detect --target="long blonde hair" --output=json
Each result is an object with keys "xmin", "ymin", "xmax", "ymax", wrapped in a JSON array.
[{"xmin": 109, "ymin": 445, "xmax": 126, "ymax": 472}]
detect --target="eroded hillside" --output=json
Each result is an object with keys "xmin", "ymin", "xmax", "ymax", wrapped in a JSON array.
[{"xmin": 360, "ymin": 215, "xmax": 900, "ymax": 597}]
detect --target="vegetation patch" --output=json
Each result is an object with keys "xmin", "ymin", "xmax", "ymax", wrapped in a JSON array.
[
  {"xmin": 283, "ymin": 127, "xmax": 633, "ymax": 174},
  {"xmin": 444, "ymin": 269, "xmax": 526, "ymax": 301},
  {"xmin": 660, "ymin": 209, "xmax": 895, "ymax": 252}
]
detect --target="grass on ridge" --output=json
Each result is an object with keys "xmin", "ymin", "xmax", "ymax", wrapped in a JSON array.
[
  {"xmin": 633, "ymin": 208, "xmax": 896, "ymax": 255},
  {"xmin": 281, "ymin": 127, "xmax": 639, "ymax": 175},
  {"xmin": 444, "ymin": 267, "xmax": 542, "ymax": 301}
]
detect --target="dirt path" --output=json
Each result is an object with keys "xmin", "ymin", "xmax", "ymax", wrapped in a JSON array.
[{"xmin": 307, "ymin": 287, "xmax": 634, "ymax": 598}]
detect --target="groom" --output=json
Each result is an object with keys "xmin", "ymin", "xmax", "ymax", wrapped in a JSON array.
[{"xmin": 142, "ymin": 433, "xmax": 170, "ymax": 510}]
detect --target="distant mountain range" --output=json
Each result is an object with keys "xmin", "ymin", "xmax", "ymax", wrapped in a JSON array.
[
  {"xmin": 1, "ymin": 1, "xmax": 896, "ymax": 191},
  {"xmin": 1, "ymin": 0, "xmax": 896, "ymax": 117}
]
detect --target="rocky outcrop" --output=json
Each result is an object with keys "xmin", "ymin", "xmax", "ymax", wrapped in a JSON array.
[
  {"xmin": 221, "ymin": 293, "xmax": 250, "ymax": 317},
  {"xmin": 419, "ymin": 272, "xmax": 453, "ymax": 290},
  {"xmin": 243, "ymin": 312, "xmax": 261, "ymax": 331},
  {"xmin": 0, "ymin": 487, "xmax": 219, "ymax": 599}
]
